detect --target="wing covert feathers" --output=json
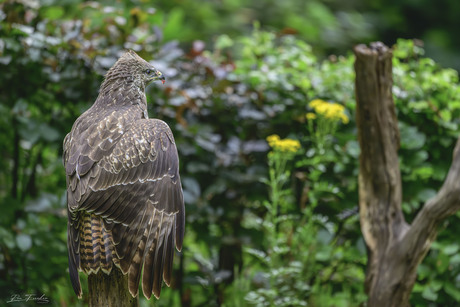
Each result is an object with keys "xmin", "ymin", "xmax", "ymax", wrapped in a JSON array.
[{"xmin": 65, "ymin": 114, "xmax": 185, "ymax": 299}]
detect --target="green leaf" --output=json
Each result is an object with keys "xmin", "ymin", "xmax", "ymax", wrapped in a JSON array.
[
  {"xmin": 430, "ymin": 279, "xmax": 443, "ymax": 291},
  {"xmin": 315, "ymin": 245, "xmax": 332, "ymax": 261},
  {"xmin": 412, "ymin": 166, "xmax": 434, "ymax": 180},
  {"xmin": 346, "ymin": 140, "xmax": 360, "ymax": 158},
  {"xmin": 399, "ymin": 123, "xmax": 426, "ymax": 150},
  {"xmin": 422, "ymin": 285, "xmax": 438, "ymax": 301},
  {"xmin": 0, "ymin": 227, "xmax": 15, "ymax": 249},
  {"xmin": 412, "ymin": 283, "xmax": 424, "ymax": 293},
  {"xmin": 244, "ymin": 248, "xmax": 268, "ymax": 263},
  {"xmin": 436, "ymin": 252, "xmax": 450, "ymax": 273},
  {"xmin": 408, "ymin": 100, "xmax": 429, "ymax": 110},
  {"xmin": 16, "ymin": 234, "xmax": 32, "ymax": 251},
  {"xmin": 449, "ymin": 254, "xmax": 460, "ymax": 265},
  {"xmin": 316, "ymin": 228, "xmax": 333, "ymax": 245},
  {"xmin": 444, "ymin": 282, "xmax": 460, "ymax": 301},
  {"xmin": 163, "ymin": 8, "xmax": 192, "ymax": 41},
  {"xmin": 440, "ymin": 109, "xmax": 452, "ymax": 122},
  {"xmin": 443, "ymin": 243, "xmax": 459, "ymax": 255},
  {"xmin": 215, "ymin": 34, "xmax": 233, "ymax": 49},
  {"xmin": 417, "ymin": 263, "xmax": 431, "ymax": 279},
  {"xmin": 43, "ymin": 7, "xmax": 65, "ymax": 20},
  {"xmin": 411, "ymin": 150, "xmax": 428, "ymax": 164}
]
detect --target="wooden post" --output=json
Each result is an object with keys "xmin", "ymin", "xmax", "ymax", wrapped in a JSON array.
[
  {"xmin": 355, "ymin": 42, "xmax": 460, "ymax": 306},
  {"xmin": 88, "ymin": 266, "xmax": 138, "ymax": 307}
]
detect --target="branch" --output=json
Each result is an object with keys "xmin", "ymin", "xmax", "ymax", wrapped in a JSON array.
[{"xmin": 401, "ymin": 137, "xmax": 460, "ymax": 255}]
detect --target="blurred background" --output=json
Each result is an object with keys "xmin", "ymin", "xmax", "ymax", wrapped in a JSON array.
[{"xmin": 1, "ymin": 0, "xmax": 460, "ymax": 306}]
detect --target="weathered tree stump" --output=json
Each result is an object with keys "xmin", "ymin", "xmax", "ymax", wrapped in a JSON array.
[
  {"xmin": 355, "ymin": 42, "xmax": 460, "ymax": 307},
  {"xmin": 88, "ymin": 266, "xmax": 138, "ymax": 307}
]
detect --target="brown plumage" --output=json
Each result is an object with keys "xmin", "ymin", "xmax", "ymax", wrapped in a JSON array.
[{"xmin": 63, "ymin": 50, "xmax": 185, "ymax": 299}]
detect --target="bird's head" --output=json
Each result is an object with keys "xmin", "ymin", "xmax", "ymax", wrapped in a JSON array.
[{"xmin": 103, "ymin": 50, "xmax": 165, "ymax": 92}]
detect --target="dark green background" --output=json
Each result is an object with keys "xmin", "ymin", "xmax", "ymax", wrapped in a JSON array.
[{"xmin": 1, "ymin": 0, "xmax": 460, "ymax": 306}]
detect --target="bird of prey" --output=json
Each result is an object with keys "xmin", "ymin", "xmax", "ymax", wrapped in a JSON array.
[{"xmin": 63, "ymin": 50, "xmax": 185, "ymax": 299}]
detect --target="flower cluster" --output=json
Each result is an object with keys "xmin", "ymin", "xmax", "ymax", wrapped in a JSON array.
[
  {"xmin": 307, "ymin": 99, "xmax": 349, "ymax": 124},
  {"xmin": 266, "ymin": 134, "xmax": 301, "ymax": 153}
]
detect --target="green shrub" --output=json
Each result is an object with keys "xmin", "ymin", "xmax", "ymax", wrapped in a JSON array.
[{"xmin": 2, "ymin": 1, "xmax": 460, "ymax": 306}]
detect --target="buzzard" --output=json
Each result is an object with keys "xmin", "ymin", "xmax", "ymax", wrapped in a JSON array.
[{"xmin": 63, "ymin": 50, "xmax": 185, "ymax": 299}]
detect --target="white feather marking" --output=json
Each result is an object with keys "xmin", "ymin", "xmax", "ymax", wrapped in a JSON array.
[
  {"xmin": 139, "ymin": 173, "xmax": 169, "ymax": 183},
  {"xmin": 76, "ymin": 162, "xmax": 80, "ymax": 180},
  {"xmin": 89, "ymin": 174, "xmax": 172, "ymax": 191}
]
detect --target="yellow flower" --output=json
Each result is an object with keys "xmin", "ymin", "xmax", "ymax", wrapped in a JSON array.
[
  {"xmin": 308, "ymin": 99, "xmax": 348, "ymax": 124},
  {"xmin": 340, "ymin": 113, "xmax": 349, "ymax": 124},
  {"xmin": 266, "ymin": 134, "xmax": 280, "ymax": 147},
  {"xmin": 309, "ymin": 99, "xmax": 324, "ymax": 109},
  {"xmin": 306, "ymin": 112, "xmax": 316, "ymax": 120},
  {"xmin": 266, "ymin": 134, "xmax": 301, "ymax": 153}
]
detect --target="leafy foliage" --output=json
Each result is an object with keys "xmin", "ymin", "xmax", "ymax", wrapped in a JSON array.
[{"xmin": 1, "ymin": 1, "xmax": 460, "ymax": 307}]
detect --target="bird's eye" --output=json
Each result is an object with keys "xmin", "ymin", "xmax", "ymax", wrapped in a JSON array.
[{"xmin": 145, "ymin": 69, "xmax": 153, "ymax": 75}]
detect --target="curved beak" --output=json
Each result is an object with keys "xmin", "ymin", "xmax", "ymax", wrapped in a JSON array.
[{"xmin": 159, "ymin": 74, "xmax": 165, "ymax": 84}]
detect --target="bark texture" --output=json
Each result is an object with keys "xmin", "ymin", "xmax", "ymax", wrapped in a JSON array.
[
  {"xmin": 88, "ymin": 266, "xmax": 139, "ymax": 307},
  {"xmin": 354, "ymin": 42, "xmax": 460, "ymax": 307}
]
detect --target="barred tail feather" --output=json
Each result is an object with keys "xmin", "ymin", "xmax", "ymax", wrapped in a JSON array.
[
  {"xmin": 70, "ymin": 204, "xmax": 180, "ymax": 300},
  {"xmin": 101, "ymin": 223, "xmax": 114, "ymax": 273},
  {"xmin": 80, "ymin": 213, "xmax": 115, "ymax": 275}
]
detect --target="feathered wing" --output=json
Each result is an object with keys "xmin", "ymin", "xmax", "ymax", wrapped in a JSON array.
[{"xmin": 64, "ymin": 116, "xmax": 185, "ymax": 299}]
